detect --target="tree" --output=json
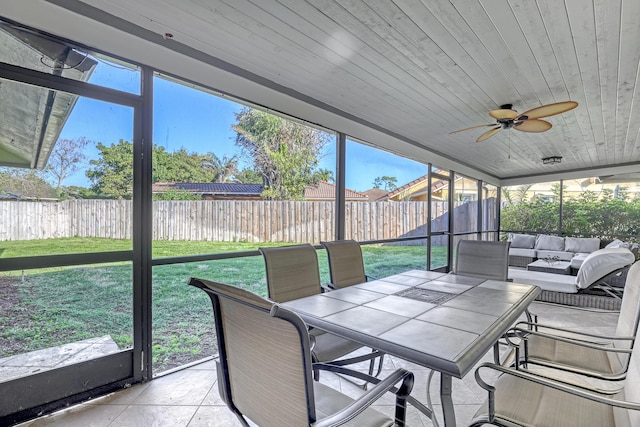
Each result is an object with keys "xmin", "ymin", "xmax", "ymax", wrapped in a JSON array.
[
  {"xmin": 45, "ymin": 137, "xmax": 90, "ymax": 189},
  {"xmin": 373, "ymin": 176, "xmax": 397, "ymax": 191},
  {"xmin": 153, "ymin": 147, "xmax": 216, "ymax": 183},
  {"xmin": 501, "ymin": 193, "xmax": 640, "ymax": 239},
  {"xmin": 86, "ymin": 140, "xmax": 134, "ymax": 198},
  {"xmin": 233, "ymin": 107, "xmax": 330, "ymax": 200},
  {"xmin": 314, "ymin": 168, "xmax": 334, "ymax": 184},
  {"xmin": 201, "ymin": 154, "xmax": 238, "ymax": 183},
  {"xmin": 234, "ymin": 167, "xmax": 262, "ymax": 184},
  {"xmin": 501, "ymin": 184, "xmax": 532, "ymax": 205},
  {"xmin": 0, "ymin": 168, "xmax": 57, "ymax": 199},
  {"xmin": 64, "ymin": 185, "xmax": 107, "ymax": 199},
  {"xmin": 86, "ymin": 141, "xmax": 222, "ymax": 198},
  {"xmin": 152, "ymin": 189, "xmax": 201, "ymax": 201}
]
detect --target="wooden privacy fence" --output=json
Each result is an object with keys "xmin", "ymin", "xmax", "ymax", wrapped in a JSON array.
[{"xmin": 0, "ymin": 199, "xmax": 497, "ymax": 243}]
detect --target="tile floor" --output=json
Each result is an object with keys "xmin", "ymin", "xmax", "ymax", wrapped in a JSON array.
[{"xmin": 13, "ymin": 301, "xmax": 619, "ymax": 427}]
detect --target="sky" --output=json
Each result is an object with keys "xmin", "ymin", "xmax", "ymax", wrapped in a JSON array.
[{"xmin": 57, "ymin": 58, "xmax": 427, "ymax": 192}]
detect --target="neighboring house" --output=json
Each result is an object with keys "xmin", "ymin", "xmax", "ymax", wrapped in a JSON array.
[
  {"xmin": 386, "ymin": 173, "xmax": 475, "ymax": 202},
  {"xmin": 0, "ymin": 192, "xmax": 22, "ymax": 200},
  {"xmin": 363, "ymin": 188, "xmax": 389, "ymax": 202},
  {"xmin": 304, "ymin": 181, "xmax": 368, "ymax": 202},
  {"xmin": 152, "ymin": 181, "xmax": 368, "ymax": 201},
  {"xmin": 152, "ymin": 182, "xmax": 263, "ymax": 200}
]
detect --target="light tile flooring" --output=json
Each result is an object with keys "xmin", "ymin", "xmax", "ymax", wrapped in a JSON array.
[{"xmin": 14, "ymin": 302, "xmax": 619, "ymax": 427}]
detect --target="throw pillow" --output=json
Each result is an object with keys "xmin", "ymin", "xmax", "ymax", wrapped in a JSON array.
[
  {"xmin": 606, "ymin": 239, "xmax": 631, "ymax": 249},
  {"xmin": 534, "ymin": 234, "xmax": 565, "ymax": 251},
  {"xmin": 565, "ymin": 237, "xmax": 600, "ymax": 253}
]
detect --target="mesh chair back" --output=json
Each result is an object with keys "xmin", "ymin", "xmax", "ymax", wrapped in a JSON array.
[
  {"xmin": 260, "ymin": 244, "xmax": 322, "ymax": 302},
  {"xmin": 619, "ymin": 265, "xmax": 640, "ymax": 426},
  {"xmin": 612, "ymin": 261, "xmax": 640, "ymax": 370},
  {"xmin": 189, "ymin": 278, "xmax": 315, "ymax": 426},
  {"xmin": 322, "ymin": 240, "xmax": 367, "ymax": 288},
  {"xmin": 454, "ymin": 240, "xmax": 510, "ymax": 281}
]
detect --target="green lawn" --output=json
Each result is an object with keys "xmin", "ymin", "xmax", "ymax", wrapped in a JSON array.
[{"xmin": 0, "ymin": 239, "xmax": 446, "ymax": 373}]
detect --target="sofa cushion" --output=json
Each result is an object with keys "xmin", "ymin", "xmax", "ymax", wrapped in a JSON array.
[
  {"xmin": 509, "ymin": 248, "xmax": 537, "ymax": 258},
  {"xmin": 536, "ymin": 249, "xmax": 574, "ymax": 262},
  {"xmin": 508, "ymin": 233, "xmax": 536, "ymax": 249},
  {"xmin": 535, "ymin": 235, "xmax": 565, "ymax": 251},
  {"xmin": 565, "ymin": 237, "xmax": 600, "ymax": 253},
  {"xmin": 570, "ymin": 253, "xmax": 590, "ymax": 270},
  {"xmin": 508, "ymin": 268, "xmax": 578, "ymax": 293}
]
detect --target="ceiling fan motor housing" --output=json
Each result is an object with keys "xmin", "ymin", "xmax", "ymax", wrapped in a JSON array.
[{"xmin": 499, "ymin": 119, "xmax": 515, "ymax": 129}]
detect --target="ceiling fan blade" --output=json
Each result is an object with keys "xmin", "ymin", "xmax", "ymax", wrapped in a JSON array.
[
  {"xmin": 489, "ymin": 109, "xmax": 518, "ymax": 120},
  {"xmin": 518, "ymin": 101, "xmax": 578, "ymax": 120},
  {"xmin": 476, "ymin": 126, "xmax": 501, "ymax": 142},
  {"xmin": 514, "ymin": 119, "xmax": 552, "ymax": 132},
  {"xmin": 449, "ymin": 123, "xmax": 496, "ymax": 134}
]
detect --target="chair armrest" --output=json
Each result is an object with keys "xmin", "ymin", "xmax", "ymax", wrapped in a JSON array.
[
  {"xmin": 475, "ymin": 362, "xmax": 640, "ymax": 423},
  {"xmin": 514, "ymin": 321, "xmax": 634, "ymax": 343},
  {"xmin": 314, "ymin": 364, "xmax": 414, "ymax": 427},
  {"xmin": 510, "ymin": 326, "xmax": 633, "ymax": 383},
  {"xmin": 512, "ymin": 327, "xmax": 633, "ymax": 353}
]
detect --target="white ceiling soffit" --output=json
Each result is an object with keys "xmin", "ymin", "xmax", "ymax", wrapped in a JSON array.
[
  {"xmin": 3, "ymin": 0, "xmax": 640, "ymax": 186},
  {"xmin": 598, "ymin": 173, "xmax": 640, "ymax": 184},
  {"xmin": 0, "ymin": 23, "xmax": 97, "ymax": 169}
]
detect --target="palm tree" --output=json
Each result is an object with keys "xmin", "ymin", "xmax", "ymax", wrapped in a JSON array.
[
  {"xmin": 202, "ymin": 154, "xmax": 238, "ymax": 183},
  {"xmin": 502, "ymin": 184, "xmax": 532, "ymax": 205}
]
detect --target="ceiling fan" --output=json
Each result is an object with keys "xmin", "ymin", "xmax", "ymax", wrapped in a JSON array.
[{"xmin": 450, "ymin": 101, "xmax": 578, "ymax": 142}]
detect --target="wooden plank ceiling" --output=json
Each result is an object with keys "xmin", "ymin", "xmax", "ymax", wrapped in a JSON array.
[{"xmin": 11, "ymin": 0, "xmax": 640, "ymax": 183}]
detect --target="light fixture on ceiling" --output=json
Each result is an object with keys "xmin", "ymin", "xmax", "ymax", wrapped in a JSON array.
[{"xmin": 542, "ymin": 156, "xmax": 562, "ymax": 165}]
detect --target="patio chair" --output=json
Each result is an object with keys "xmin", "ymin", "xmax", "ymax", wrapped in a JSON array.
[
  {"xmin": 453, "ymin": 240, "xmax": 518, "ymax": 365},
  {"xmin": 507, "ymin": 261, "xmax": 640, "ymax": 391},
  {"xmin": 188, "ymin": 277, "xmax": 414, "ymax": 427},
  {"xmin": 453, "ymin": 240, "xmax": 510, "ymax": 281},
  {"xmin": 321, "ymin": 239, "xmax": 376, "ymax": 288},
  {"xmin": 469, "ymin": 303, "xmax": 640, "ymax": 427},
  {"xmin": 259, "ymin": 244, "xmax": 384, "ymax": 382}
]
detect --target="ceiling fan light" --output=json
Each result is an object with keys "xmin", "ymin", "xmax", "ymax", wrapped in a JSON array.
[{"xmin": 542, "ymin": 156, "xmax": 562, "ymax": 164}]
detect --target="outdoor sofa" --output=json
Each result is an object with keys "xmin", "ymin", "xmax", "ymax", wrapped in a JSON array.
[
  {"xmin": 508, "ymin": 247, "xmax": 636, "ymax": 310},
  {"xmin": 509, "ymin": 233, "xmax": 594, "ymax": 267},
  {"xmin": 508, "ymin": 234, "xmax": 638, "ymax": 271}
]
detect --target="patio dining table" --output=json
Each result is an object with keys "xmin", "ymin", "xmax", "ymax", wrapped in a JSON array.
[{"xmin": 282, "ymin": 269, "xmax": 541, "ymax": 427}]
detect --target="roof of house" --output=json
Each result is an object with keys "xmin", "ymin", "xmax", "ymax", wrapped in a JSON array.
[
  {"xmin": 387, "ymin": 174, "xmax": 428, "ymax": 199},
  {"xmin": 304, "ymin": 181, "xmax": 368, "ymax": 201},
  {"xmin": 363, "ymin": 188, "xmax": 390, "ymax": 202},
  {"xmin": 386, "ymin": 172, "xmax": 457, "ymax": 199},
  {"xmin": 153, "ymin": 181, "xmax": 368, "ymax": 200},
  {"xmin": 152, "ymin": 182, "xmax": 263, "ymax": 195}
]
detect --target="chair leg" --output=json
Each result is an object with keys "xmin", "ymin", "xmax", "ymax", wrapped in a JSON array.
[
  {"xmin": 394, "ymin": 396, "xmax": 408, "ymax": 427},
  {"xmin": 493, "ymin": 341, "xmax": 501, "ymax": 365},
  {"xmin": 362, "ymin": 351, "xmax": 385, "ymax": 390},
  {"xmin": 368, "ymin": 351, "xmax": 385, "ymax": 376},
  {"xmin": 374, "ymin": 353, "xmax": 385, "ymax": 377},
  {"xmin": 312, "ymin": 353, "xmax": 320, "ymax": 381}
]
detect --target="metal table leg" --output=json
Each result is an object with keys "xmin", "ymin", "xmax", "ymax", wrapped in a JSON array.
[{"xmin": 440, "ymin": 373, "xmax": 456, "ymax": 426}]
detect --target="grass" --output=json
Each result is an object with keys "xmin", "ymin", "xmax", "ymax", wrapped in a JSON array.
[
  {"xmin": 0, "ymin": 238, "xmax": 447, "ymax": 373},
  {"xmin": 0, "ymin": 237, "xmax": 285, "ymax": 259}
]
